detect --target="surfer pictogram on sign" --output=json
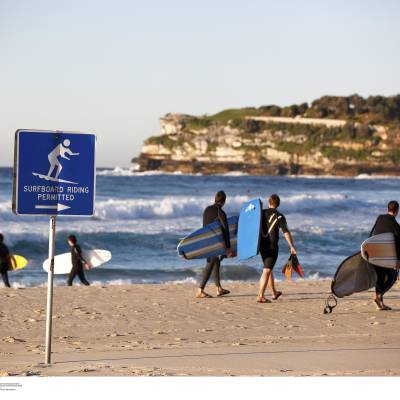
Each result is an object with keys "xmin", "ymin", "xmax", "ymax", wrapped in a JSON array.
[{"xmin": 32, "ymin": 139, "xmax": 80, "ymax": 185}]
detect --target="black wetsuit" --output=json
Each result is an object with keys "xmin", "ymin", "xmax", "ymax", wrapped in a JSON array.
[
  {"xmin": 370, "ymin": 214, "xmax": 399, "ymax": 296},
  {"xmin": 67, "ymin": 244, "xmax": 90, "ymax": 286},
  {"xmin": 199, "ymin": 204, "xmax": 231, "ymax": 289},
  {"xmin": 0, "ymin": 243, "xmax": 11, "ymax": 288},
  {"xmin": 259, "ymin": 208, "xmax": 289, "ymax": 269}
]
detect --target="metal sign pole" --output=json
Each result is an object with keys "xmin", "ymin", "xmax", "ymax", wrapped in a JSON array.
[{"xmin": 45, "ymin": 215, "xmax": 56, "ymax": 364}]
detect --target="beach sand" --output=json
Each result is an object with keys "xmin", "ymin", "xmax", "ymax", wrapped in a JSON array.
[{"xmin": 0, "ymin": 280, "xmax": 399, "ymax": 376}]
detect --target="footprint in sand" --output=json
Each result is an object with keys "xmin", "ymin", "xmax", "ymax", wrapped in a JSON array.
[
  {"xmin": 2, "ymin": 336, "xmax": 26, "ymax": 343},
  {"xmin": 24, "ymin": 318, "xmax": 38, "ymax": 323}
]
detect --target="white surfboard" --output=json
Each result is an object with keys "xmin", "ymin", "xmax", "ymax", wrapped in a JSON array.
[
  {"xmin": 32, "ymin": 172, "xmax": 78, "ymax": 185},
  {"xmin": 43, "ymin": 249, "xmax": 112, "ymax": 275},
  {"xmin": 361, "ymin": 232, "xmax": 399, "ymax": 269}
]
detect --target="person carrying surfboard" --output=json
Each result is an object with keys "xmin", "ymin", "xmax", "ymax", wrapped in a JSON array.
[
  {"xmin": 0, "ymin": 234, "xmax": 11, "ymax": 288},
  {"xmin": 67, "ymin": 235, "xmax": 91, "ymax": 286},
  {"xmin": 369, "ymin": 200, "xmax": 400, "ymax": 311},
  {"xmin": 196, "ymin": 191, "xmax": 232, "ymax": 298},
  {"xmin": 257, "ymin": 194, "xmax": 297, "ymax": 303}
]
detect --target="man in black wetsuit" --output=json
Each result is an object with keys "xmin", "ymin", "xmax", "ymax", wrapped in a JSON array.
[
  {"xmin": 257, "ymin": 194, "xmax": 297, "ymax": 303},
  {"xmin": 0, "ymin": 234, "xmax": 11, "ymax": 288},
  {"xmin": 369, "ymin": 200, "xmax": 400, "ymax": 310},
  {"xmin": 67, "ymin": 235, "xmax": 90, "ymax": 286},
  {"xmin": 197, "ymin": 191, "xmax": 232, "ymax": 298}
]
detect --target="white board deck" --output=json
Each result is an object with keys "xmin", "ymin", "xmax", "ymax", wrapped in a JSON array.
[
  {"xmin": 361, "ymin": 232, "xmax": 398, "ymax": 269},
  {"xmin": 43, "ymin": 249, "xmax": 112, "ymax": 275}
]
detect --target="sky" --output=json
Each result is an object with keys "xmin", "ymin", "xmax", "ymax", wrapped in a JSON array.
[{"xmin": 1, "ymin": 0, "xmax": 399, "ymax": 167}]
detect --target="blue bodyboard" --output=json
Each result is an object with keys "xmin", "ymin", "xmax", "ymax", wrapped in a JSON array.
[
  {"xmin": 238, "ymin": 199, "xmax": 262, "ymax": 260},
  {"xmin": 177, "ymin": 215, "xmax": 238, "ymax": 260}
]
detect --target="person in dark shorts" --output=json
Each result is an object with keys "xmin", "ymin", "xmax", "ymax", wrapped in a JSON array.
[
  {"xmin": 196, "ymin": 191, "xmax": 233, "ymax": 298},
  {"xmin": 67, "ymin": 235, "xmax": 90, "ymax": 286},
  {"xmin": 0, "ymin": 234, "xmax": 11, "ymax": 288},
  {"xmin": 369, "ymin": 200, "xmax": 400, "ymax": 310},
  {"xmin": 257, "ymin": 194, "xmax": 297, "ymax": 303}
]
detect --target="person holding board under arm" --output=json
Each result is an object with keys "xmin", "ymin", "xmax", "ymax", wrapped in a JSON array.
[
  {"xmin": 257, "ymin": 194, "xmax": 297, "ymax": 303},
  {"xmin": 67, "ymin": 235, "xmax": 90, "ymax": 286},
  {"xmin": 369, "ymin": 200, "xmax": 400, "ymax": 310},
  {"xmin": 196, "ymin": 191, "xmax": 232, "ymax": 299},
  {"xmin": 0, "ymin": 234, "xmax": 11, "ymax": 288}
]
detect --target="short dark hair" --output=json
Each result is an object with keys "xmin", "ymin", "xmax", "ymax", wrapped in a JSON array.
[
  {"xmin": 388, "ymin": 200, "xmax": 399, "ymax": 214},
  {"xmin": 269, "ymin": 194, "xmax": 280, "ymax": 208},
  {"xmin": 68, "ymin": 235, "xmax": 77, "ymax": 244},
  {"xmin": 215, "ymin": 190, "xmax": 227, "ymax": 205},
  {"xmin": 0, "ymin": 234, "xmax": 3, "ymax": 243}
]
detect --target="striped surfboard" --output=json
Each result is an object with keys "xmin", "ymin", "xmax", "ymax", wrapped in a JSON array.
[{"xmin": 177, "ymin": 215, "xmax": 238, "ymax": 260}]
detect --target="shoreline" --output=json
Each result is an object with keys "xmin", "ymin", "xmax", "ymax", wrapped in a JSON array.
[
  {"xmin": 1, "ymin": 280, "xmax": 399, "ymax": 376},
  {"xmin": 99, "ymin": 166, "xmax": 400, "ymax": 179},
  {"xmin": 3, "ymin": 275, "xmax": 332, "ymax": 289}
]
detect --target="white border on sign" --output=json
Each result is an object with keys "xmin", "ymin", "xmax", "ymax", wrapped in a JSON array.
[{"xmin": 13, "ymin": 129, "xmax": 97, "ymax": 217}]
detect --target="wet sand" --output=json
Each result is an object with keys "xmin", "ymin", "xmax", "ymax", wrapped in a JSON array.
[{"xmin": 0, "ymin": 280, "xmax": 399, "ymax": 376}]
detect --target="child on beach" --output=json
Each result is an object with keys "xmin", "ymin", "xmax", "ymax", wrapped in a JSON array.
[
  {"xmin": 0, "ymin": 234, "xmax": 11, "ymax": 288},
  {"xmin": 67, "ymin": 235, "xmax": 91, "ymax": 286},
  {"xmin": 257, "ymin": 194, "xmax": 297, "ymax": 303}
]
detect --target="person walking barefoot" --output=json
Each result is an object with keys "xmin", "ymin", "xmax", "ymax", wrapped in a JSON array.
[
  {"xmin": 196, "ymin": 191, "xmax": 232, "ymax": 298},
  {"xmin": 257, "ymin": 194, "xmax": 297, "ymax": 303}
]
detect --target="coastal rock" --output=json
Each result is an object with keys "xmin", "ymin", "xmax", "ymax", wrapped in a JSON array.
[{"xmin": 135, "ymin": 95, "xmax": 400, "ymax": 176}]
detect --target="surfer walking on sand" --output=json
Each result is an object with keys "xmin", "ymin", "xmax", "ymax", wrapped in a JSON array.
[
  {"xmin": 47, "ymin": 139, "xmax": 79, "ymax": 180},
  {"xmin": 196, "ymin": 191, "xmax": 233, "ymax": 298},
  {"xmin": 257, "ymin": 194, "xmax": 297, "ymax": 303},
  {"xmin": 369, "ymin": 200, "xmax": 400, "ymax": 311},
  {"xmin": 0, "ymin": 234, "xmax": 11, "ymax": 288},
  {"xmin": 67, "ymin": 235, "xmax": 90, "ymax": 286}
]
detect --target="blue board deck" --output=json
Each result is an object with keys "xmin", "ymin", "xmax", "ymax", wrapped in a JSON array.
[
  {"xmin": 237, "ymin": 198, "xmax": 262, "ymax": 260},
  {"xmin": 177, "ymin": 215, "xmax": 238, "ymax": 260}
]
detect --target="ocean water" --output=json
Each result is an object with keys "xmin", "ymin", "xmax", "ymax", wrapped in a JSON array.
[{"xmin": 1, "ymin": 167, "xmax": 399, "ymax": 287}]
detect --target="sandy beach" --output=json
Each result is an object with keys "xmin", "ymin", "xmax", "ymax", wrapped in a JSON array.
[{"xmin": 0, "ymin": 280, "xmax": 399, "ymax": 376}]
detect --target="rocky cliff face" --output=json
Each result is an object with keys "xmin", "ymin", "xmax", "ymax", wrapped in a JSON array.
[{"xmin": 136, "ymin": 95, "xmax": 400, "ymax": 176}]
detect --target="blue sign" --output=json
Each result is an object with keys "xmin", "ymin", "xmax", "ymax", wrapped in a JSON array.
[{"xmin": 13, "ymin": 130, "xmax": 96, "ymax": 216}]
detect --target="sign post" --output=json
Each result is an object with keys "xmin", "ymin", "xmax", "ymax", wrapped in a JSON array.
[
  {"xmin": 45, "ymin": 216, "xmax": 56, "ymax": 364},
  {"xmin": 13, "ymin": 129, "xmax": 96, "ymax": 364}
]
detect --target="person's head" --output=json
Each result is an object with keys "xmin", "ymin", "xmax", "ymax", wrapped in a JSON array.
[
  {"xmin": 215, "ymin": 190, "xmax": 227, "ymax": 207},
  {"xmin": 388, "ymin": 200, "xmax": 399, "ymax": 216},
  {"xmin": 0, "ymin": 234, "xmax": 3, "ymax": 243},
  {"xmin": 63, "ymin": 139, "xmax": 71, "ymax": 147},
  {"xmin": 268, "ymin": 194, "xmax": 281, "ymax": 209},
  {"xmin": 67, "ymin": 234, "xmax": 77, "ymax": 246}
]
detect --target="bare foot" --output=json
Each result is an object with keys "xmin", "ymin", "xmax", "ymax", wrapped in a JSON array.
[
  {"xmin": 196, "ymin": 290, "xmax": 213, "ymax": 299},
  {"xmin": 217, "ymin": 288, "xmax": 230, "ymax": 297},
  {"xmin": 374, "ymin": 299, "xmax": 384, "ymax": 310},
  {"xmin": 257, "ymin": 296, "xmax": 271, "ymax": 303},
  {"xmin": 272, "ymin": 291, "xmax": 282, "ymax": 301}
]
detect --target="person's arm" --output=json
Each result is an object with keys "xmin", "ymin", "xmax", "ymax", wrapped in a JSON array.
[
  {"xmin": 218, "ymin": 209, "xmax": 232, "ymax": 255},
  {"xmin": 284, "ymin": 231, "xmax": 296, "ymax": 254},
  {"xmin": 65, "ymin": 148, "xmax": 80, "ymax": 157},
  {"xmin": 74, "ymin": 246, "xmax": 88, "ymax": 265},
  {"xmin": 393, "ymin": 221, "xmax": 400, "ymax": 267},
  {"xmin": 280, "ymin": 215, "xmax": 296, "ymax": 254}
]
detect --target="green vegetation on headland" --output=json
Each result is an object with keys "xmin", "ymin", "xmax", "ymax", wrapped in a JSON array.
[
  {"xmin": 139, "ymin": 94, "xmax": 400, "ymax": 175},
  {"xmin": 184, "ymin": 94, "xmax": 400, "ymax": 129}
]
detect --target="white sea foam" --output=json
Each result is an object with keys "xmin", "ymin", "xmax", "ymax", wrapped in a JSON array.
[{"xmin": 97, "ymin": 166, "xmax": 198, "ymax": 177}]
